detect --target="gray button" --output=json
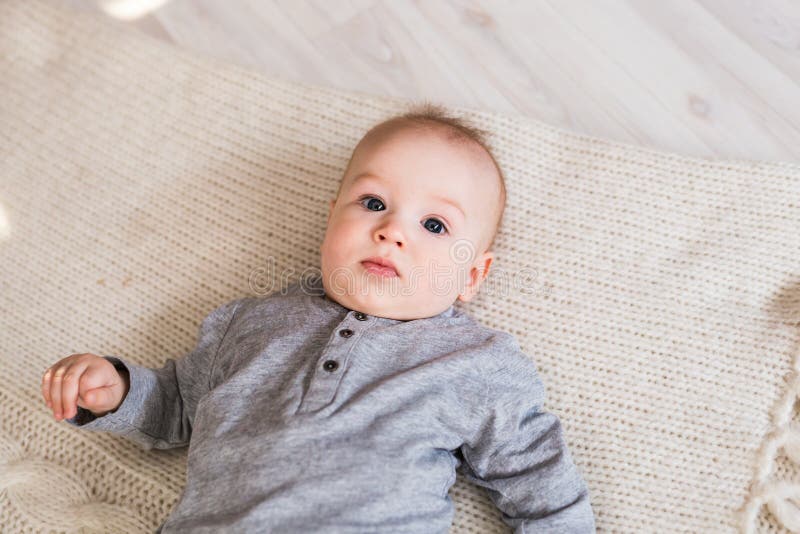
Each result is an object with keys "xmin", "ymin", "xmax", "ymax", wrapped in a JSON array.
[
  {"xmin": 354, "ymin": 312, "xmax": 367, "ymax": 321},
  {"xmin": 323, "ymin": 360, "xmax": 339, "ymax": 372}
]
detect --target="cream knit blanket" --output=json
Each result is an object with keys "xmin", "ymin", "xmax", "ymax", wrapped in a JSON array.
[{"xmin": 1, "ymin": 1, "xmax": 799, "ymax": 532}]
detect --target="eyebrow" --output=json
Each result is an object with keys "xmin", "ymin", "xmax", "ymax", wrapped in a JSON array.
[{"xmin": 351, "ymin": 172, "xmax": 465, "ymax": 219}]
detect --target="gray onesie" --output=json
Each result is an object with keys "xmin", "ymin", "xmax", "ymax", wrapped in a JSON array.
[{"xmin": 67, "ymin": 274, "xmax": 596, "ymax": 533}]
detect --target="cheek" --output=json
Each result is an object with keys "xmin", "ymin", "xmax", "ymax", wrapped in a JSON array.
[
  {"xmin": 417, "ymin": 246, "xmax": 458, "ymax": 284},
  {"xmin": 322, "ymin": 218, "xmax": 361, "ymax": 258},
  {"xmin": 434, "ymin": 241, "xmax": 460, "ymax": 267}
]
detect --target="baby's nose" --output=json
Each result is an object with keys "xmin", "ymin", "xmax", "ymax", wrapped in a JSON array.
[
  {"xmin": 374, "ymin": 225, "xmax": 404, "ymax": 247},
  {"xmin": 377, "ymin": 234, "xmax": 403, "ymax": 247}
]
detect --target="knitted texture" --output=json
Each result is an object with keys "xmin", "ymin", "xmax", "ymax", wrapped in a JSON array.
[{"xmin": 1, "ymin": 1, "xmax": 799, "ymax": 532}]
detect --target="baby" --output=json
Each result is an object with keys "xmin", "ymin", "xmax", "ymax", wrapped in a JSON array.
[{"xmin": 41, "ymin": 105, "xmax": 596, "ymax": 533}]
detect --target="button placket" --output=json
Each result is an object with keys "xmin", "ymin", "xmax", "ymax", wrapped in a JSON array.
[{"xmin": 297, "ymin": 311, "xmax": 376, "ymax": 413}]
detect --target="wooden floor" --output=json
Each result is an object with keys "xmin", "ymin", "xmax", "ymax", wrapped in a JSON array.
[{"xmin": 63, "ymin": 0, "xmax": 800, "ymax": 162}]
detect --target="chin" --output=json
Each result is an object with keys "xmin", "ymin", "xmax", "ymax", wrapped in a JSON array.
[{"xmin": 351, "ymin": 289, "xmax": 395, "ymax": 314}]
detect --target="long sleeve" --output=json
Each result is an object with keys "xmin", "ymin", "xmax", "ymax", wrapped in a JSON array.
[
  {"xmin": 65, "ymin": 299, "xmax": 242, "ymax": 450},
  {"xmin": 459, "ymin": 342, "xmax": 596, "ymax": 533}
]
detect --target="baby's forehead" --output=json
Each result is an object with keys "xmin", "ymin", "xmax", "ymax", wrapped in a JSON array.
[
  {"xmin": 349, "ymin": 136, "xmax": 492, "ymax": 193},
  {"xmin": 355, "ymin": 122, "xmax": 495, "ymax": 174},
  {"xmin": 347, "ymin": 118, "xmax": 502, "ymax": 197}
]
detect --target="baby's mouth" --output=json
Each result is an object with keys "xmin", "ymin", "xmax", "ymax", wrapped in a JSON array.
[{"xmin": 360, "ymin": 259, "xmax": 399, "ymax": 278}]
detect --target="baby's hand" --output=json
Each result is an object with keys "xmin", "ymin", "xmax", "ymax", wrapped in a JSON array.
[{"xmin": 41, "ymin": 353, "xmax": 129, "ymax": 421}]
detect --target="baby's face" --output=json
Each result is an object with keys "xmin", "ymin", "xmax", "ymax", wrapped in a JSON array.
[{"xmin": 319, "ymin": 124, "xmax": 500, "ymax": 320}]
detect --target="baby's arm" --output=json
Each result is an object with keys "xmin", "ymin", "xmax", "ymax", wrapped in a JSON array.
[
  {"xmin": 459, "ymin": 347, "xmax": 596, "ymax": 533},
  {"xmin": 42, "ymin": 299, "xmax": 241, "ymax": 450}
]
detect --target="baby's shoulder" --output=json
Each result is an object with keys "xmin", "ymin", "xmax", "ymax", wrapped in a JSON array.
[
  {"xmin": 453, "ymin": 314, "xmax": 543, "ymax": 388},
  {"xmin": 221, "ymin": 282, "xmax": 306, "ymax": 322},
  {"xmin": 449, "ymin": 310, "xmax": 523, "ymax": 354}
]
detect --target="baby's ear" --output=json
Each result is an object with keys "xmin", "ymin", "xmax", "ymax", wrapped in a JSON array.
[{"xmin": 458, "ymin": 251, "xmax": 493, "ymax": 303}]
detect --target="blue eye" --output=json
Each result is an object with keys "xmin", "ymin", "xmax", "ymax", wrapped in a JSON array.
[
  {"xmin": 361, "ymin": 196, "xmax": 448, "ymax": 235},
  {"xmin": 360, "ymin": 196, "xmax": 385, "ymax": 211},
  {"xmin": 423, "ymin": 218, "xmax": 447, "ymax": 235}
]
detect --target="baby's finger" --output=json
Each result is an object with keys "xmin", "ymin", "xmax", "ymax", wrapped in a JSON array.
[
  {"xmin": 48, "ymin": 365, "xmax": 68, "ymax": 419},
  {"xmin": 58, "ymin": 360, "xmax": 90, "ymax": 420},
  {"xmin": 41, "ymin": 367, "xmax": 54, "ymax": 407}
]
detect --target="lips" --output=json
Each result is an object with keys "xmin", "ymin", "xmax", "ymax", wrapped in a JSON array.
[{"xmin": 361, "ymin": 256, "xmax": 399, "ymax": 278}]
